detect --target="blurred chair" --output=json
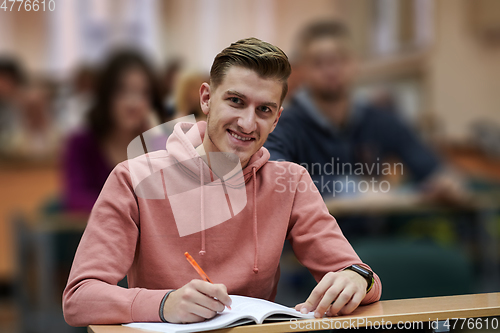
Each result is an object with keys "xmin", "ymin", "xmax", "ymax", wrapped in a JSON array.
[
  {"xmin": 275, "ymin": 240, "xmax": 317, "ymax": 307},
  {"xmin": 352, "ymin": 238, "xmax": 475, "ymax": 300},
  {"xmin": 12, "ymin": 197, "xmax": 130, "ymax": 333},
  {"xmin": 13, "ymin": 211, "xmax": 87, "ymax": 333}
]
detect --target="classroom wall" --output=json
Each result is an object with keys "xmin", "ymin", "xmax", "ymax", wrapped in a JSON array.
[
  {"xmin": 7, "ymin": 0, "xmax": 498, "ymax": 142},
  {"xmin": 0, "ymin": 10, "xmax": 48, "ymax": 74},
  {"xmin": 428, "ymin": 0, "xmax": 500, "ymax": 141},
  {"xmin": 159, "ymin": 0, "xmax": 341, "ymax": 71}
]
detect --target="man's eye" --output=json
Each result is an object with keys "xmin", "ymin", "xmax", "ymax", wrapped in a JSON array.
[
  {"xmin": 228, "ymin": 97, "xmax": 242, "ymax": 104},
  {"xmin": 258, "ymin": 106, "xmax": 271, "ymax": 113}
]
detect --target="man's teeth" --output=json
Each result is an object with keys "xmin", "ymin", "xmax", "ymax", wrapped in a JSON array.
[{"xmin": 230, "ymin": 131, "xmax": 252, "ymax": 141}]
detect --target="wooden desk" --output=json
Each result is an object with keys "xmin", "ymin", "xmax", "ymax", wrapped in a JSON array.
[
  {"xmin": 325, "ymin": 190, "xmax": 500, "ymax": 292},
  {"xmin": 324, "ymin": 190, "xmax": 499, "ymax": 217},
  {"xmin": 88, "ymin": 292, "xmax": 500, "ymax": 333},
  {"xmin": 442, "ymin": 145, "xmax": 500, "ymax": 182},
  {"xmin": 325, "ymin": 191, "xmax": 427, "ymax": 217},
  {"xmin": 0, "ymin": 164, "xmax": 60, "ymax": 281}
]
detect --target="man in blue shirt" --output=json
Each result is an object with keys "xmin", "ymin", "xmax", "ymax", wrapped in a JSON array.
[{"xmin": 265, "ymin": 21, "xmax": 463, "ymax": 202}]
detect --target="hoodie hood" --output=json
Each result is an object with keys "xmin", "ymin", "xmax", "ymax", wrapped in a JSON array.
[{"xmin": 165, "ymin": 121, "xmax": 269, "ymax": 273}]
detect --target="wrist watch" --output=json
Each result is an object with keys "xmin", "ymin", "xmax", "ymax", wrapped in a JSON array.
[{"xmin": 343, "ymin": 264, "xmax": 374, "ymax": 293}]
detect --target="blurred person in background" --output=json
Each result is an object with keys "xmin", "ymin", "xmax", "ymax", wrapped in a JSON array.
[
  {"xmin": 58, "ymin": 65, "xmax": 96, "ymax": 135},
  {"xmin": 174, "ymin": 70, "xmax": 208, "ymax": 121},
  {"xmin": 62, "ymin": 50, "xmax": 164, "ymax": 213},
  {"xmin": 0, "ymin": 56, "xmax": 25, "ymax": 146},
  {"xmin": 265, "ymin": 20, "xmax": 466, "ymax": 204},
  {"xmin": 161, "ymin": 58, "xmax": 183, "ymax": 121},
  {"xmin": 2, "ymin": 78, "xmax": 61, "ymax": 160},
  {"xmin": 281, "ymin": 58, "xmax": 303, "ymax": 107}
]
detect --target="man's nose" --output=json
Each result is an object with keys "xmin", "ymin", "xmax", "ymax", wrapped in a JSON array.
[{"xmin": 237, "ymin": 107, "xmax": 257, "ymax": 134}]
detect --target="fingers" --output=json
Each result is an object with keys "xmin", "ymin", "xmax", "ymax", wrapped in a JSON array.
[
  {"xmin": 163, "ymin": 289, "xmax": 212, "ymax": 323},
  {"xmin": 183, "ymin": 285, "xmax": 225, "ymax": 313},
  {"xmin": 176, "ymin": 307, "xmax": 210, "ymax": 324},
  {"xmin": 314, "ymin": 283, "xmax": 345, "ymax": 318},
  {"xmin": 301, "ymin": 272, "xmax": 336, "ymax": 314},
  {"xmin": 327, "ymin": 287, "xmax": 354, "ymax": 316},
  {"xmin": 188, "ymin": 303, "xmax": 218, "ymax": 320},
  {"xmin": 339, "ymin": 290, "xmax": 365, "ymax": 315},
  {"xmin": 294, "ymin": 302, "xmax": 305, "ymax": 311},
  {"xmin": 192, "ymin": 280, "xmax": 232, "ymax": 309},
  {"xmin": 163, "ymin": 280, "xmax": 232, "ymax": 323},
  {"xmin": 301, "ymin": 270, "xmax": 368, "ymax": 318}
]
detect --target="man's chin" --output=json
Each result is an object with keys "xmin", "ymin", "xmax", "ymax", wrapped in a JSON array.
[
  {"xmin": 318, "ymin": 88, "xmax": 345, "ymax": 102},
  {"xmin": 232, "ymin": 152, "xmax": 252, "ymax": 167},
  {"xmin": 228, "ymin": 149, "xmax": 255, "ymax": 168}
]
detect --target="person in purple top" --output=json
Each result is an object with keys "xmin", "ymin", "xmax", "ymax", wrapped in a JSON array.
[{"xmin": 62, "ymin": 50, "xmax": 165, "ymax": 213}]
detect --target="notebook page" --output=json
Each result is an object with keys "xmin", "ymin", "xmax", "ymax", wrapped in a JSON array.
[
  {"xmin": 123, "ymin": 295, "xmax": 314, "ymax": 332},
  {"xmin": 124, "ymin": 309, "xmax": 254, "ymax": 333},
  {"xmin": 229, "ymin": 295, "xmax": 315, "ymax": 323}
]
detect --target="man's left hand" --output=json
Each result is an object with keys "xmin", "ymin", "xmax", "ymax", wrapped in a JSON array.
[{"xmin": 295, "ymin": 270, "xmax": 367, "ymax": 318}]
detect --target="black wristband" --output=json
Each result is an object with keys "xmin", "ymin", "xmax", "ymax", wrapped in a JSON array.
[
  {"xmin": 159, "ymin": 289, "xmax": 176, "ymax": 323},
  {"xmin": 343, "ymin": 265, "xmax": 374, "ymax": 293}
]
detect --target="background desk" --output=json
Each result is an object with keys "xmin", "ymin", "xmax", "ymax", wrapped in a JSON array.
[
  {"xmin": 88, "ymin": 292, "xmax": 500, "ymax": 333},
  {"xmin": 324, "ymin": 191, "xmax": 500, "ymax": 294},
  {"xmin": 0, "ymin": 162, "xmax": 59, "ymax": 282}
]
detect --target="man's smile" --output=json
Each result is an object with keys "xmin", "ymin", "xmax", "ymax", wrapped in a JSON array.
[{"xmin": 227, "ymin": 129, "xmax": 256, "ymax": 145}]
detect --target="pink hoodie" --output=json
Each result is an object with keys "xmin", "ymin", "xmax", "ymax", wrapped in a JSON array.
[{"xmin": 62, "ymin": 121, "xmax": 381, "ymax": 326}]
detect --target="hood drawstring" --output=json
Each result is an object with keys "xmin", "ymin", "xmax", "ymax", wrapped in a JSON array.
[
  {"xmin": 252, "ymin": 167, "xmax": 259, "ymax": 274},
  {"xmin": 199, "ymin": 157, "xmax": 206, "ymax": 256},
  {"xmin": 198, "ymin": 158, "xmax": 259, "ymax": 273}
]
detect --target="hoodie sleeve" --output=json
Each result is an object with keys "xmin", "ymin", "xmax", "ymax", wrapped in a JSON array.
[
  {"xmin": 62, "ymin": 162, "xmax": 169, "ymax": 326},
  {"xmin": 286, "ymin": 165, "xmax": 381, "ymax": 305}
]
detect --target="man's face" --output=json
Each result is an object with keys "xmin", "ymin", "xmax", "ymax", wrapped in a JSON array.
[
  {"xmin": 112, "ymin": 67, "xmax": 152, "ymax": 133},
  {"xmin": 200, "ymin": 66, "xmax": 283, "ymax": 168},
  {"xmin": 0, "ymin": 74, "xmax": 19, "ymax": 102},
  {"xmin": 300, "ymin": 37, "xmax": 355, "ymax": 101}
]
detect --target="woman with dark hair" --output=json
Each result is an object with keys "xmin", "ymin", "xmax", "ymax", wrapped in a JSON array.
[{"xmin": 62, "ymin": 50, "xmax": 164, "ymax": 213}]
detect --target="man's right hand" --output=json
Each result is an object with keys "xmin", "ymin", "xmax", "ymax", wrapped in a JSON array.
[{"xmin": 162, "ymin": 279, "xmax": 232, "ymax": 323}]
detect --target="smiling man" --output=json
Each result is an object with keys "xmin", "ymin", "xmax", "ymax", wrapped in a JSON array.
[
  {"xmin": 63, "ymin": 38, "xmax": 381, "ymax": 327},
  {"xmin": 197, "ymin": 65, "xmax": 283, "ymax": 168}
]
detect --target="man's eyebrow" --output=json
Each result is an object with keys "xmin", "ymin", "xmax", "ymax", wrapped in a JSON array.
[
  {"xmin": 261, "ymin": 101, "xmax": 278, "ymax": 109},
  {"xmin": 225, "ymin": 90, "xmax": 278, "ymax": 109},
  {"xmin": 225, "ymin": 90, "xmax": 246, "ymax": 99}
]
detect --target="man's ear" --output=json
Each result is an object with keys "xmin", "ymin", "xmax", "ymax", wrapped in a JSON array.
[
  {"xmin": 200, "ymin": 82, "xmax": 211, "ymax": 116},
  {"xmin": 270, "ymin": 106, "xmax": 283, "ymax": 133}
]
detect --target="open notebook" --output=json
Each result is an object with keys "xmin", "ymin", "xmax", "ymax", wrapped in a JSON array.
[{"xmin": 124, "ymin": 295, "xmax": 315, "ymax": 333}]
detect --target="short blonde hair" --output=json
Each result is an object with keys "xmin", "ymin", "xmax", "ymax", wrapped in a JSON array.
[{"xmin": 210, "ymin": 37, "xmax": 291, "ymax": 104}]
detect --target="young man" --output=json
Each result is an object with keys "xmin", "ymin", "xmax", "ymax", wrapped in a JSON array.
[
  {"xmin": 63, "ymin": 38, "xmax": 381, "ymax": 326},
  {"xmin": 264, "ymin": 21, "xmax": 465, "ymax": 203}
]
